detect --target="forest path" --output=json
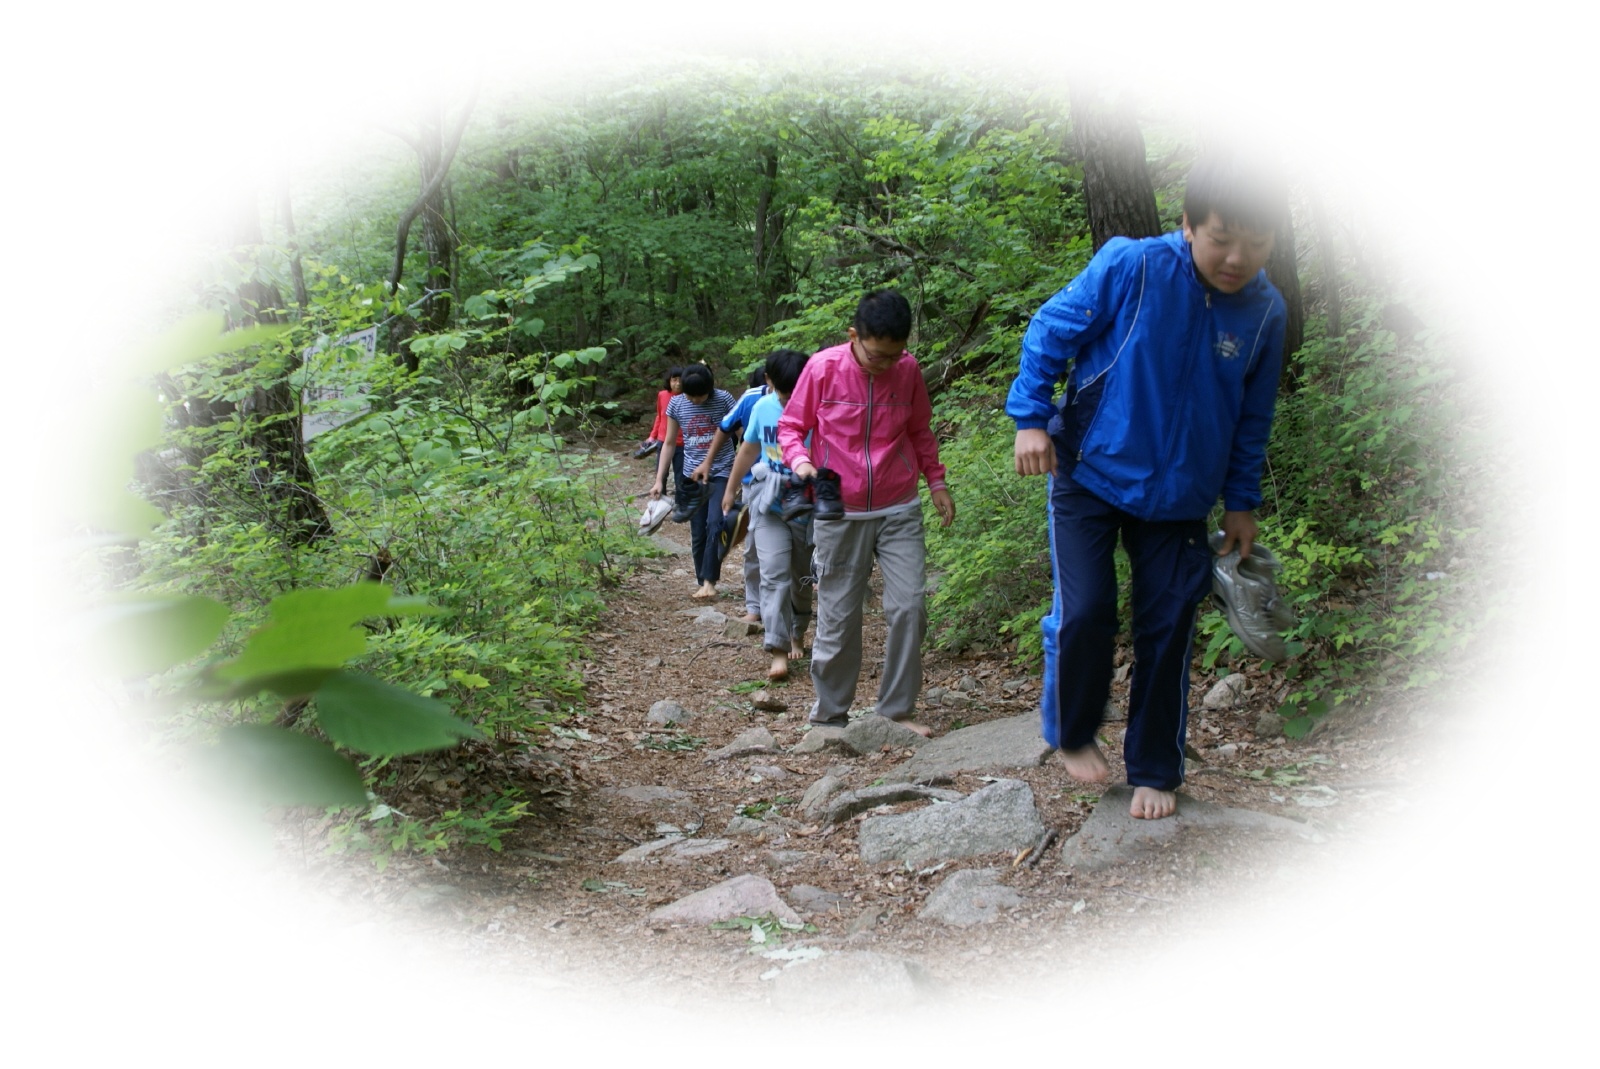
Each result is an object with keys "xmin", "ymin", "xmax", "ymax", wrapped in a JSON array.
[{"xmin": 283, "ymin": 429, "xmax": 1438, "ymax": 1010}]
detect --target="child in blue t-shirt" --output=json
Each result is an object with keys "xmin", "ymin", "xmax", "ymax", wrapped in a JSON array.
[
  {"xmin": 649, "ymin": 363, "xmax": 735, "ymax": 599},
  {"xmin": 722, "ymin": 349, "xmax": 813, "ymax": 681},
  {"xmin": 700, "ymin": 366, "xmax": 771, "ymax": 622}
]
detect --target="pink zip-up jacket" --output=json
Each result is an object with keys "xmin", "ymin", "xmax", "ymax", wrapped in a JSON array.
[{"xmin": 777, "ymin": 341, "xmax": 948, "ymax": 513}]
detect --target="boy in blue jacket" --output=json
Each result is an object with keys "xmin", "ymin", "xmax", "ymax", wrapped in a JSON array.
[{"xmin": 1007, "ymin": 153, "xmax": 1288, "ymax": 820}]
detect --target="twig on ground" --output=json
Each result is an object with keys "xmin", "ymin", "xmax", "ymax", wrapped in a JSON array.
[
  {"xmin": 685, "ymin": 640, "xmax": 748, "ymax": 666},
  {"xmin": 1114, "ymin": 887, "xmax": 1171, "ymax": 904},
  {"xmin": 1021, "ymin": 828, "xmax": 1059, "ymax": 868}
]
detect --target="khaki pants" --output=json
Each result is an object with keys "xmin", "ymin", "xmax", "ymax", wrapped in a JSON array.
[{"xmin": 808, "ymin": 506, "xmax": 927, "ymax": 724}]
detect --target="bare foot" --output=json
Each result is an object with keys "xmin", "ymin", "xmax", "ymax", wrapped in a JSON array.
[
  {"xmin": 768, "ymin": 652, "xmax": 789, "ymax": 682},
  {"xmin": 1058, "ymin": 742, "xmax": 1111, "ymax": 784},
  {"xmin": 1129, "ymin": 786, "xmax": 1177, "ymax": 820},
  {"xmin": 691, "ymin": 583, "xmax": 717, "ymax": 600},
  {"xmin": 741, "ymin": 612, "xmax": 760, "ymax": 624},
  {"xmin": 788, "ymin": 640, "xmax": 805, "ymax": 660},
  {"xmin": 899, "ymin": 721, "xmax": 933, "ymax": 738}
]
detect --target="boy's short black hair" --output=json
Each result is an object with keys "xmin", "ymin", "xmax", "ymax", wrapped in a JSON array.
[
  {"xmin": 853, "ymin": 289, "xmax": 912, "ymax": 343},
  {"xmin": 662, "ymin": 365, "xmax": 684, "ymax": 390},
  {"xmin": 1182, "ymin": 151, "xmax": 1289, "ymax": 236},
  {"xmin": 763, "ymin": 348, "xmax": 810, "ymax": 395},
  {"xmin": 679, "ymin": 363, "xmax": 714, "ymax": 397},
  {"xmin": 747, "ymin": 366, "xmax": 768, "ymax": 390}
]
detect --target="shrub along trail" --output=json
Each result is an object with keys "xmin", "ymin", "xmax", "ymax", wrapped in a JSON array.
[{"xmin": 276, "ymin": 429, "xmax": 1450, "ymax": 1010}]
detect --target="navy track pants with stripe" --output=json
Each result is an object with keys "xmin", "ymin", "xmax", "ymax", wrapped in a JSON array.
[{"xmin": 1040, "ymin": 473, "xmax": 1213, "ymax": 790}]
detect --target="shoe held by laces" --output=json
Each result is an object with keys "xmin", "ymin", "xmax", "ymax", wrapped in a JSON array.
[
  {"xmin": 670, "ymin": 479, "xmax": 703, "ymax": 523},
  {"xmin": 637, "ymin": 497, "xmax": 671, "ymax": 535},
  {"xmin": 779, "ymin": 474, "xmax": 814, "ymax": 521},
  {"xmin": 1208, "ymin": 531, "xmax": 1296, "ymax": 662},
  {"xmin": 631, "ymin": 439, "xmax": 662, "ymax": 460},
  {"xmin": 812, "ymin": 467, "xmax": 844, "ymax": 520},
  {"xmin": 719, "ymin": 501, "xmax": 750, "ymax": 560}
]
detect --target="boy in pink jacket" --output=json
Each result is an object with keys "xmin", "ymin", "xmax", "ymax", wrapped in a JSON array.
[{"xmin": 778, "ymin": 290, "xmax": 955, "ymax": 735}]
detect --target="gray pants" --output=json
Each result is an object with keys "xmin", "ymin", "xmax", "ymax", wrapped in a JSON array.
[
  {"xmin": 808, "ymin": 506, "xmax": 927, "ymax": 724},
  {"xmin": 750, "ymin": 509, "xmax": 813, "ymax": 653},
  {"xmin": 743, "ymin": 528, "xmax": 761, "ymax": 617}
]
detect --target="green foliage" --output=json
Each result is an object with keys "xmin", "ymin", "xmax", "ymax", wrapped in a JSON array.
[
  {"xmin": 323, "ymin": 790, "xmax": 530, "ymax": 870},
  {"xmin": 923, "ymin": 370, "xmax": 1052, "ymax": 659},
  {"xmin": 637, "ymin": 731, "xmax": 707, "ymax": 752},
  {"xmin": 91, "ymin": 61, "xmax": 1495, "ymax": 876},
  {"xmin": 1195, "ymin": 301, "xmax": 1491, "ymax": 732},
  {"xmin": 710, "ymin": 913, "xmax": 816, "ymax": 944}
]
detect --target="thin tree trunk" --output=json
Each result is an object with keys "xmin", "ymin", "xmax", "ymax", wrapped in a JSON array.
[
  {"xmin": 277, "ymin": 170, "xmax": 310, "ymax": 312},
  {"xmin": 385, "ymin": 89, "xmax": 478, "ymax": 368},
  {"xmin": 1069, "ymin": 80, "xmax": 1162, "ymax": 250},
  {"xmin": 231, "ymin": 190, "xmax": 331, "ymax": 546},
  {"xmin": 1310, "ymin": 186, "xmax": 1342, "ymax": 338},
  {"xmin": 1266, "ymin": 210, "xmax": 1305, "ymax": 370}
]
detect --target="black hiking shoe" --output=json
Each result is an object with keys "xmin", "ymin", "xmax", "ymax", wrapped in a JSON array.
[
  {"xmin": 779, "ymin": 474, "xmax": 814, "ymax": 521},
  {"xmin": 671, "ymin": 480, "xmax": 702, "ymax": 523},
  {"xmin": 812, "ymin": 468, "xmax": 844, "ymax": 520}
]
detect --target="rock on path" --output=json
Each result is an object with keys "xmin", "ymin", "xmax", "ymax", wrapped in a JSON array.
[
  {"xmin": 648, "ymin": 874, "xmax": 802, "ymax": 926},
  {"xmin": 821, "ymin": 783, "xmax": 965, "ymax": 826},
  {"xmin": 792, "ymin": 715, "xmax": 929, "ymax": 756},
  {"xmin": 769, "ymin": 951, "xmax": 938, "ymax": 1005},
  {"xmin": 919, "ymin": 868, "xmax": 1026, "ymax": 927},
  {"xmin": 858, "ymin": 778, "xmax": 1046, "ymax": 867},
  {"xmin": 1059, "ymin": 784, "xmax": 1315, "ymax": 871},
  {"xmin": 705, "ymin": 725, "xmax": 777, "ymax": 761},
  {"xmin": 883, "ymin": 713, "xmax": 1053, "ymax": 784}
]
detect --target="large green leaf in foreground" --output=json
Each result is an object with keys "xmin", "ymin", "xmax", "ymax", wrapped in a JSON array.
[
  {"xmin": 210, "ymin": 584, "xmax": 435, "ymax": 684},
  {"xmin": 215, "ymin": 724, "xmax": 368, "ymax": 807},
  {"xmin": 314, "ymin": 670, "xmax": 482, "ymax": 756}
]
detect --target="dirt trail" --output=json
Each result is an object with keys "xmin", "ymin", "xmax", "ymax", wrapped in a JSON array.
[{"xmin": 276, "ymin": 432, "xmax": 1439, "ymax": 1008}]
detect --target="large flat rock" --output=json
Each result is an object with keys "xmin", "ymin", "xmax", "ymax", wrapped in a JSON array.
[
  {"xmin": 647, "ymin": 874, "xmax": 802, "ymax": 926},
  {"xmin": 919, "ymin": 868, "xmax": 1025, "ymax": 927},
  {"xmin": 883, "ymin": 714, "xmax": 1053, "ymax": 783},
  {"xmin": 822, "ymin": 783, "xmax": 964, "ymax": 826},
  {"xmin": 1059, "ymin": 785, "xmax": 1314, "ymax": 871},
  {"xmin": 705, "ymin": 725, "xmax": 777, "ymax": 762},
  {"xmin": 858, "ymin": 778, "xmax": 1045, "ymax": 867},
  {"xmin": 769, "ymin": 951, "xmax": 937, "ymax": 1006}
]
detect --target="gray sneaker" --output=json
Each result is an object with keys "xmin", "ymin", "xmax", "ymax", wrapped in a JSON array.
[{"xmin": 1208, "ymin": 532, "xmax": 1296, "ymax": 662}]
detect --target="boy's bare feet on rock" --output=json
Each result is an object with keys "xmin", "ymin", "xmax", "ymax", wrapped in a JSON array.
[
  {"xmin": 901, "ymin": 721, "xmax": 933, "ymax": 738},
  {"xmin": 1129, "ymin": 786, "xmax": 1176, "ymax": 820},
  {"xmin": 692, "ymin": 582, "xmax": 717, "ymax": 600},
  {"xmin": 1058, "ymin": 742, "xmax": 1111, "ymax": 783},
  {"xmin": 768, "ymin": 652, "xmax": 789, "ymax": 682}
]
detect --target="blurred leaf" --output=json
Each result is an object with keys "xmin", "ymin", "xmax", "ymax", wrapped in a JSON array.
[
  {"xmin": 213, "ymin": 724, "xmax": 367, "ymax": 807},
  {"xmin": 194, "ymin": 667, "xmax": 339, "ymax": 702},
  {"xmin": 211, "ymin": 583, "xmax": 413, "ymax": 683},
  {"xmin": 90, "ymin": 593, "xmax": 230, "ymax": 676},
  {"xmin": 314, "ymin": 670, "xmax": 481, "ymax": 756}
]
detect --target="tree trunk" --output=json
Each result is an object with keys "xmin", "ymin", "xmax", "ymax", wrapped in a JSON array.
[
  {"xmin": 1266, "ymin": 209, "xmax": 1305, "ymax": 374},
  {"xmin": 385, "ymin": 91, "xmax": 478, "ymax": 369},
  {"xmin": 1069, "ymin": 81, "xmax": 1162, "ymax": 250},
  {"xmin": 752, "ymin": 147, "xmax": 779, "ymax": 334},
  {"xmin": 417, "ymin": 106, "xmax": 455, "ymax": 333},
  {"xmin": 278, "ymin": 170, "xmax": 309, "ymax": 312},
  {"xmin": 1309, "ymin": 186, "xmax": 1342, "ymax": 338},
  {"xmin": 230, "ymin": 190, "xmax": 332, "ymax": 547}
]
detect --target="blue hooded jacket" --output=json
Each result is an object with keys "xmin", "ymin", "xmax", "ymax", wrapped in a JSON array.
[{"xmin": 1006, "ymin": 230, "xmax": 1286, "ymax": 521}]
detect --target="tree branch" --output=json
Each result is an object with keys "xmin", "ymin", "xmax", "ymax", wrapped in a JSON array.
[{"xmin": 387, "ymin": 87, "xmax": 480, "ymax": 297}]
